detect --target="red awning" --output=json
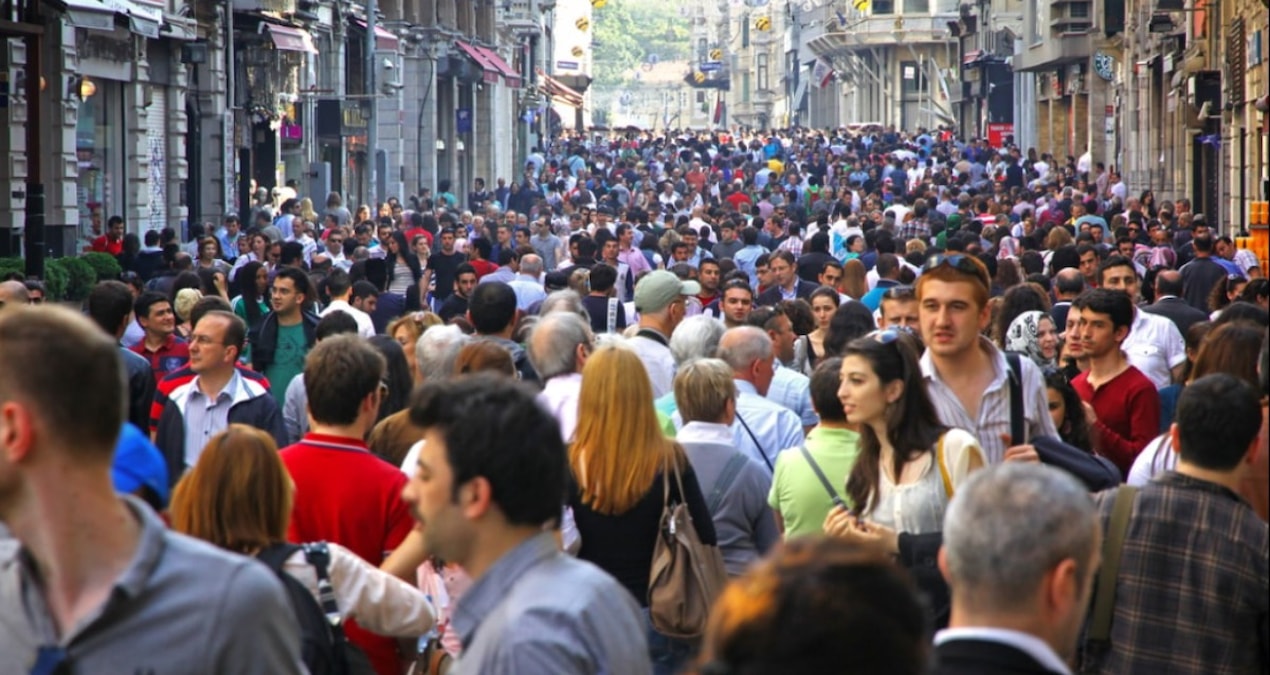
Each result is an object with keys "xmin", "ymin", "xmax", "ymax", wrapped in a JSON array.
[
  {"xmin": 261, "ymin": 23, "xmax": 318, "ymax": 54},
  {"xmin": 353, "ymin": 18, "xmax": 399, "ymax": 51},
  {"xmin": 961, "ymin": 49, "xmax": 984, "ymax": 65},
  {"xmin": 477, "ymin": 45, "xmax": 522, "ymax": 88},
  {"xmin": 537, "ymin": 69, "xmax": 584, "ymax": 108},
  {"xmin": 455, "ymin": 40, "xmax": 500, "ymax": 84}
]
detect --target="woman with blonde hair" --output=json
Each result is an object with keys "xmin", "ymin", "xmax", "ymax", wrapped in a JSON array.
[
  {"xmin": 568, "ymin": 344, "xmax": 717, "ymax": 675},
  {"xmin": 299, "ymin": 197, "xmax": 319, "ymax": 224},
  {"xmin": 169, "ymin": 424, "xmax": 432, "ymax": 671}
]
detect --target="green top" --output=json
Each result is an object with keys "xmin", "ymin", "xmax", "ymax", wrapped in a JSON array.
[
  {"xmin": 768, "ymin": 426, "xmax": 862, "ymax": 539},
  {"xmin": 264, "ymin": 322, "xmax": 308, "ymax": 406},
  {"xmin": 232, "ymin": 296, "xmax": 270, "ymax": 365}
]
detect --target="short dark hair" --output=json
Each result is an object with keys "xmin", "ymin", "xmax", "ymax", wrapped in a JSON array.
[
  {"xmin": 746, "ymin": 306, "xmax": 785, "ymax": 332},
  {"xmin": 87, "ymin": 280, "xmax": 135, "ymax": 336},
  {"xmin": 351, "ymin": 280, "xmax": 379, "ymax": 302},
  {"xmin": 1175, "ymin": 373, "xmax": 1262, "ymax": 470},
  {"xmin": 134, "ymin": 291, "xmax": 171, "ymax": 321},
  {"xmin": 273, "ymin": 267, "xmax": 311, "ymax": 302},
  {"xmin": 409, "ymin": 374, "xmax": 566, "ymax": 527},
  {"xmin": 326, "ymin": 269, "xmax": 352, "ymax": 297},
  {"xmin": 315, "ymin": 311, "xmax": 360, "ymax": 340},
  {"xmin": 810, "ymin": 357, "xmax": 847, "ymax": 423},
  {"xmin": 1073, "ymin": 288, "xmax": 1134, "ymax": 331},
  {"xmin": 1055, "ymin": 270, "xmax": 1086, "ymax": 296},
  {"xmin": 1193, "ymin": 233, "xmax": 1214, "ymax": 253},
  {"xmin": 455, "ymin": 263, "xmax": 477, "ymax": 280},
  {"xmin": 588, "ymin": 263, "xmax": 618, "ymax": 292},
  {"xmin": 1097, "ymin": 255, "xmax": 1137, "ymax": 285},
  {"xmin": 304, "ymin": 335, "xmax": 386, "ymax": 426},
  {"xmin": 190, "ymin": 296, "xmax": 232, "ymax": 329},
  {"xmin": 468, "ymin": 281, "xmax": 518, "ymax": 334}
]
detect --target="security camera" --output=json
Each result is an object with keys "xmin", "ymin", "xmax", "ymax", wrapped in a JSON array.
[{"xmin": 383, "ymin": 58, "xmax": 395, "ymax": 70}]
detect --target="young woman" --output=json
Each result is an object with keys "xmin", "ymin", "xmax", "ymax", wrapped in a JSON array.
[
  {"xmin": 1004, "ymin": 310, "xmax": 1060, "ymax": 369},
  {"xmin": 806, "ymin": 286, "xmax": 841, "ymax": 372},
  {"xmin": 1046, "ymin": 370, "xmax": 1094, "ymax": 452},
  {"xmin": 1209, "ymin": 274, "xmax": 1248, "ymax": 320},
  {"xmin": 379, "ymin": 230, "xmax": 426, "ymax": 322},
  {"xmin": 231, "ymin": 261, "xmax": 270, "ymax": 363},
  {"xmin": 836, "ymin": 330, "xmax": 984, "ymax": 534}
]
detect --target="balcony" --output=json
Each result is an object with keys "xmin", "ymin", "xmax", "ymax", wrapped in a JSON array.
[
  {"xmin": 232, "ymin": 0, "xmax": 296, "ymax": 11},
  {"xmin": 807, "ymin": 13, "xmax": 958, "ymax": 57}
]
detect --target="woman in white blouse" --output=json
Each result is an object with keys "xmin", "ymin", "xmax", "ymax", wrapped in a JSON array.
[
  {"xmin": 169, "ymin": 424, "xmax": 433, "ymax": 641},
  {"xmin": 834, "ymin": 329, "xmax": 984, "ymax": 535}
]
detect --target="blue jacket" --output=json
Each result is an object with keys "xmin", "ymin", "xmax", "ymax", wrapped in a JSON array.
[{"xmin": 155, "ymin": 375, "xmax": 287, "ymax": 486}]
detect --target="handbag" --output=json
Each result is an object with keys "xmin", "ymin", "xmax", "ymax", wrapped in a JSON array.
[
  {"xmin": 1005, "ymin": 353, "xmax": 1122, "ymax": 491},
  {"xmin": 648, "ymin": 454, "xmax": 729, "ymax": 639}
]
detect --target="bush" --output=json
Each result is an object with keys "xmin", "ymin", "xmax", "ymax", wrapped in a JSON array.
[
  {"xmin": 59, "ymin": 256, "xmax": 97, "ymax": 302},
  {"xmin": 0, "ymin": 257, "xmax": 22, "ymax": 278},
  {"xmin": 42, "ymin": 258, "xmax": 68, "ymax": 301},
  {"xmin": 81, "ymin": 252, "xmax": 122, "ymax": 282}
]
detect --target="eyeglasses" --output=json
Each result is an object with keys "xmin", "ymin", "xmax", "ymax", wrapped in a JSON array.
[{"xmin": 189, "ymin": 335, "xmax": 228, "ymax": 347}]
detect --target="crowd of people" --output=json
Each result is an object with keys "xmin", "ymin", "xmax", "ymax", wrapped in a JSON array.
[{"xmin": 2, "ymin": 125, "xmax": 1267, "ymax": 675}]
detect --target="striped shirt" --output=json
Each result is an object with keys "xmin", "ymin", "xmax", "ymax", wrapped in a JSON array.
[{"xmin": 920, "ymin": 338, "xmax": 1058, "ymax": 465}]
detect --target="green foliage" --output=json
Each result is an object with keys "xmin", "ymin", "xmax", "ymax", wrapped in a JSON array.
[
  {"xmin": 0, "ymin": 257, "xmax": 22, "ymax": 276},
  {"xmin": 591, "ymin": 0, "xmax": 690, "ymax": 87},
  {"xmin": 81, "ymin": 251, "xmax": 123, "ymax": 282},
  {"xmin": 42, "ymin": 259, "xmax": 68, "ymax": 302},
  {"xmin": 58, "ymin": 256, "xmax": 97, "ymax": 302}
]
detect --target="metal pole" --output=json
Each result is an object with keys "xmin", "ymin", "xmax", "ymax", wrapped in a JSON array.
[
  {"xmin": 366, "ymin": 0, "xmax": 378, "ymax": 212},
  {"xmin": 24, "ymin": 0, "xmax": 44, "ymax": 278}
]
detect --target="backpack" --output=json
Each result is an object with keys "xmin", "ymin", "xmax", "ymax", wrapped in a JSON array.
[{"xmin": 257, "ymin": 542, "xmax": 376, "ymax": 675}]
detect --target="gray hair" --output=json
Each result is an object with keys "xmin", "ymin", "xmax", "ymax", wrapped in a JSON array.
[
  {"xmin": 519, "ymin": 254, "xmax": 544, "ymax": 277},
  {"xmin": 943, "ymin": 463, "xmax": 1099, "ymax": 614},
  {"xmin": 670, "ymin": 315, "xmax": 726, "ymax": 367},
  {"xmin": 528, "ymin": 311, "xmax": 594, "ymax": 380},
  {"xmin": 415, "ymin": 324, "xmax": 471, "ymax": 382},
  {"xmin": 538, "ymin": 289, "xmax": 587, "ymax": 319},
  {"xmin": 715, "ymin": 326, "xmax": 773, "ymax": 372}
]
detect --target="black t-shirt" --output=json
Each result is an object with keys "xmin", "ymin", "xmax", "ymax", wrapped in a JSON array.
[
  {"xmin": 796, "ymin": 251, "xmax": 837, "ymax": 283},
  {"xmin": 437, "ymin": 293, "xmax": 468, "ymax": 322},
  {"xmin": 428, "ymin": 251, "xmax": 465, "ymax": 300},
  {"xmin": 581, "ymin": 294, "xmax": 628, "ymax": 334}
]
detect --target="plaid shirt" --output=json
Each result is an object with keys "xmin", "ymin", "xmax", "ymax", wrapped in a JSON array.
[
  {"xmin": 896, "ymin": 218, "xmax": 931, "ymax": 243},
  {"xmin": 1081, "ymin": 472, "xmax": 1269, "ymax": 674}
]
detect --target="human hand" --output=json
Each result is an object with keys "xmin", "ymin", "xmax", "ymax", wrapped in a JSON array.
[
  {"xmin": 999, "ymin": 434, "xmax": 1040, "ymax": 463},
  {"xmin": 823, "ymin": 506, "xmax": 899, "ymax": 557},
  {"xmin": 1081, "ymin": 401, "xmax": 1098, "ymax": 427}
]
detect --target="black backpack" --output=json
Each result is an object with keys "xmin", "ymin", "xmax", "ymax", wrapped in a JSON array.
[{"xmin": 257, "ymin": 542, "xmax": 375, "ymax": 675}]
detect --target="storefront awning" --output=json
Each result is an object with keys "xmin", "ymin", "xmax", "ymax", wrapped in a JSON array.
[
  {"xmin": 59, "ymin": 0, "xmax": 116, "ymax": 32},
  {"xmin": 455, "ymin": 40, "xmax": 500, "ymax": 84},
  {"xmin": 100, "ymin": 0, "xmax": 162, "ymax": 38},
  {"xmin": 352, "ymin": 18, "xmax": 399, "ymax": 52},
  {"xmin": 477, "ymin": 46, "xmax": 521, "ymax": 88},
  {"xmin": 261, "ymin": 23, "xmax": 318, "ymax": 54},
  {"xmin": 537, "ymin": 69, "xmax": 584, "ymax": 108},
  {"xmin": 58, "ymin": 0, "xmax": 161, "ymax": 38}
]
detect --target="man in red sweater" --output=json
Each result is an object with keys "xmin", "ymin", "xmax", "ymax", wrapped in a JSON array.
[
  {"xmin": 280, "ymin": 334, "xmax": 413, "ymax": 675},
  {"xmin": 90, "ymin": 215, "xmax": 126, "ymax": 256},
  {"xmin": 1071, "ymin": 289, "xmax": 1160, "ymax": 476}
]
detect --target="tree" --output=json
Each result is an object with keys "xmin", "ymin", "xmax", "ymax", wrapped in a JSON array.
[{"xmin": 591, "ymin": 0, "xmax": 690, "ymax": 87}]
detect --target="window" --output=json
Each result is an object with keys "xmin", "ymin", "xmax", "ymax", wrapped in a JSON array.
[
  {"xmin": 757, "ymin": 53, "xmax": 769, "ymax": 91},
  {"xmin": 900, "ymin": 61, "xmax": 926, "ymax": 93},
  {"xmin": 742, "ymin": 19, "xmax": 750, "ymax": 47},
  {"xmin": 696, "ymin": 90, "xmax": 706, "ymax": 104},
  {"xmin": 903, "ymin": 0, "xmax": 929, "ymax": 13},
  {"xmin": 698, "ymin": 38, "xmax": 708, "ymax": 62},
  {"xmin": 872, "ymin": 0, "xmax": 894, "ymax": 14},
  {"xmin": 742, "ymin": 72, "xmax": 751, "ymax": 100}
]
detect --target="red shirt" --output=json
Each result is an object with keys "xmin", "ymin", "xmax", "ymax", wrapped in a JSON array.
[
  {"xmin": 281, "ymin": 433, "xmax": 413, "ymax": 675},
  {"xmin": 91, "ymin": 234, "xmax": 123, "ymax": 256},
  {"xmin": 129, "ymin": 334, "xmax": 190, "ymax": 382},
  {"xmin": 402, "ymin": 227, "xmax": 432, "ymax": 247},
  {"xmin": 1072, "ymin": 365, "xmax": 1160, "ymax": 476},
  {"xmin": 469, "ymin": 258, "xmax": 499, "ymax": 279}
]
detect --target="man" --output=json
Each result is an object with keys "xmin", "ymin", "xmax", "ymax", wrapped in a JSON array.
[
  {"xmin": 674, "ymin": 359, "xmax": 779, "ymax": 576},
  {"xmin": 438, "ymin": 263, "xmax": 478, "ymax": 322},
  {"xmin": 1098, "ymin": 256, "xmax": 1186, "ymax": 389},
  {"xmin": 469, "ymin": 281, "xmax": 538, "ymax": 383},
  {"xmin": 370, "ymin": 325, "xmax": 471, "ymax": 467},
  {"xmin": 630, "ymin": 270, "xmax": 699, "ymax": 398},
  {"xmin": 351, "ymin": 280, "xmax": 380, "ymax": 320},
  {"xmin": 403, "ymin": 375, "xmax": 651, "ymax": 674},
  {"xmin": 528, "ymin": 311, "xmax": 594, "ymax": 442},
  {"xmin": 319, "ymin": 268, "xmax": 375, "ymax": 338},
  {"xmin": 935, "ymin": 464, "xmax": 1101, "ymax": 675},
  {"xmin": 1078, "ymin": 374, "xmax": 1267, "ymax": 674},
  {"xmin": 280, "ymin": 312, "xmax": 362, "ymax": 444},
  {"xmin": 711, "ymin": 326, "xmax": 805, "ymax": 473},
  {"xmin": 860, "ymin": 254, "xmax": 903, "ymax": 312},
  {"xmin": 507, "ymin": 253, "xmax": 547, "ymax": 311},
  {"xmin": 719, "ymin": 279, "xmax": 756, "ymax": 328},
  {"xmin": 252, "ymin": 267, "xmax": 318, "ymax": 405},
  {"xmin": 597, "ymin": 234, "xmax": 634, "ymax": 302},
  {"xmin": 0, "ymin": 306, "xmax": 302, "ymax": 673},
  {"xmin": 219, "ymin": 214, "xmax": 242, "ymax": 262},
  {"xmin": 1050, "ymin": 268, "xmax": 1086, "ymax": 333},
  {"xmin": 0, "ymin": 278, "xmax": 30, "ymax": 307},
  {"xmin": 616, "ymin": 223, "xmax": 652, "ymax": 279},
  {"xmin": 280, "ymin": 335, "xmax": 416, "ymax": 675},
  {"xmin": 580, "ymin": 263, "xmax": 629, "ymax": 334},
  {"xmin": 748, "ymin": 306, "xmax": 818, "ymax": 430},
  {"xmin": 733, "ymin": 226, "xmax": 766, "ymax": 287},
  {"xmin": 918, "ymin": 254, "xmax": 1057, "ymax": 465},
  {"xmin": 155, "ymin": 310, "xmax": 286, "ymax": 484},
  {"xmin": 696, "ymin": 258, "xmax": 723, "ymax": 308},
  {"xmin": 817, "ymin": 260, "xmax": 845, "ymax": 294},
  {"xmin": 90, "ymin": 214, "xmax": 126, "ymax": 255},
  {"xmin": 1142, "ymin": 269, "xmax": 1208, "ymax": 336},
  {"xmin": 86, "ymin": 280, "xmax": 155, "ymax": 432},
  {"xmin": 1179, "ymin": 234, "xmax": 1228, "ymax": 311},
  {"xmin": 768, "ymin": 356, "xmax": 861, "ymax": 538},
  {"xmin": 1070, "ymin": 289, "xmax": 1159, "ymax": 476},
  {"xmin": 1216, "ymin": 234, "xmax": 1261, "ymax": 277},
  {"xmin": 712, "ymin": 221, "xmax": 744, "ymax": 260},
  {"xmin": 1077, "ymin": 244, "xmax": 1101, "ymax": 290},
  {"xmin": 531, "ymin": 217, "xmax": 565, "ymax": 270},
  {"xmin": 757, "ymin": 250, "xmax": 816, "ymax": 306},
  {"xmin": 878, "ymin": 286, "xmax": 920, "ymax": 334},
  {"xmin": 129, "ymin": 291, "xmax": 190, "ymax": 381},
  {"xmin": 429, "ymin": 228, "xmax": 465, "ymax": 303}
]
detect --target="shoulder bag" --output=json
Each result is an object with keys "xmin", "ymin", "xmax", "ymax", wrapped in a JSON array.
[
  {"xmin": 648, "ymin": 454, "xmax": 729, "ymax": 639},
  {"xmin": 1079, "ymin": 485, "xmax": 1138, "ymax": 673}
]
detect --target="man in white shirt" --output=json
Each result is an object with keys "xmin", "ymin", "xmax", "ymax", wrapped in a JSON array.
[
  {"xmin": 527, "ymin": 311, "xmax": 593, "ymax": 443},
  {"xmin": 318, "ymin": 269, "xmax": 375, "ymax": 338},
  {"xmin": 1098, "ymin": 257, "xmax": 1186, "ymax": 388},
  {"xmin": 629, "ymin": 270, "xmax": 698, "ymax": 398}
]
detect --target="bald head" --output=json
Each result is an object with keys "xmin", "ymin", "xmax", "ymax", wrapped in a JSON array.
[
  {"xmin": 1053, "ymin": 268, "xmax": 1085, "ymax": 299},
  {"xmin": 0, "ymin": 280, "xmax": 30, "ymax": 308},
  {"xmin": 1155, "ymin": 269, "xmax": 1185, "ymax": 298}
]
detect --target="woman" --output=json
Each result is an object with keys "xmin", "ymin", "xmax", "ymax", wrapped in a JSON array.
[
  {"xmin": 196, "ymin": 236, "xmax": 230, "ymax": 274},
  {"xmin": 836, "ymin": 330, "xmax": 984, "ymax": 534},
  {"xmin": 1157, "ymin": 321, "xmax": 1213, "ymax": 431},
  {"xmin": 1239, "ymin": 278, "xmax": 1269, "ymax": 308},
  {"xmin": 841, "ymin": 258, "xmax": 869, "ymax": 300},
  {"xmin": 197, "ymin": 267, "xmax": 231, "ymax": 304},
  {"xmin": 169, "ymin": 425, "xmax": 433, "ymax": 671},
  {"xmin": 569, "ymin": 345, "xmax": 717, "ymax": 675},
  {"xmin": 823, "ymin": 301, "xmax": 876, "ymax": 357},
  {"xmin": 1004, "ymin": 310, "xmax": 1060, "ymax": 370},
  {"xmin": 172, "ymin": 288, "xmax": 203, "ymax": 341},
  {"xmin": 229, "ymin": 232, "xmax": 268, "ymax": 282},
  {"xmin": 805, "ymin": 286, "xmax": 840, "ymax": 373},
  {"xmin": 1046, "ymin": 370, "xmax": 1094, "ymax": 452},
  {"xmin": 994, "ymin": 284, "xmax": 1051, "ymax": 346},
  {"xmin": 386, "ymin": 315, "xmax": 424, "ymax": 385},
  {"xmin": 1209, "ymin": 273, "xmax": 1248, "ymax": 320},
  {"xmin": 369, "ymin": 335, "xmax": 413, "ymax": 423},
  {"xmin": 231, "ymin": 261, "xmax": 270, "ymax": 362},
  {"xmin": 379, "ymin": 230, "xmax": 425, "ymax": 324},
  {"xmin": 687, "ymin": 537, "xmax": 929, "ymax": 675}
]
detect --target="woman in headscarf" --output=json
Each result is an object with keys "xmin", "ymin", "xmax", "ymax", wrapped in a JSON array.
[{"xmin": 1004, "ymin": 310, "xmax": 1060, "ymax": 370}]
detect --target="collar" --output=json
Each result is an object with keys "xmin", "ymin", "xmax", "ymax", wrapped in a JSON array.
[
  {"xmin": 806, "ymin": 426, "xmax": 860, "ymax": 444},
  {"xmin": 191, "ymin": 367, "xmax": 243, "ymax": 402},
  {"xmin": 677, "ymin": 421, "xmax": 736, "ymax": 446},
  {"xmin": 1154, "ymin": 471, "xmax": 1249, "ymax": 504},
  {"xmin": 544, "ymin": 372, "xmax": 583, "ymax": 389},
  {"xmin": 935, "ymin": 627, "xmax": 1071, "ymax": 674},
  {"xmin": 735, "ymin": 379, "xmax": 759, "ymax": 396},
  {"xmin": 452, "ymin": 533, "xmax": 558, "ymax": 648},
  {"xmin": 299, "ymin": 433, "xmax": 370, "ymax": 453},
  {"xmin": 921, "ymin": 336, "xmax": 1007, "ymax": 390}
]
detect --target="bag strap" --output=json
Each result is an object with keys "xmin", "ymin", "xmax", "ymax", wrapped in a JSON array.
[
  {"xmin": 798, "ymin": 445, "xmax": 847, "ymax": 510},
  {"xmin": 936, "ymin": 433, "xmax": 953, "ymax": 499},
  {"xmin": 302, "ymin": 541, "xmax": 352, "ymax": 671},
  {"xmin": 1087, "ymin": 486, "xmax": 1138, "ymax": 653},
  {"xmin": 735, "ymin": 413, "xmax": 774, "ymax": 472},
  {"xmin": 707, "ymin": 453, "xmax": 751, "ymax": 514},
  {"xmin": 1004, "ymin": 352, "xmax": 1025, "ymax": 446},
  {"xmin": 606, "ymin": 297, "xmax": 618, "ymax": 334}
]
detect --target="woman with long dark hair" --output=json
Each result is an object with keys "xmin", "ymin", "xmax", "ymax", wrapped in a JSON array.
[
  {"xmin": 1045, "ymin": 370, "xmax": 1094, "ymax": 452},
  {"xmin": 375, "ymin": 230, "xmax": 424, "ymax": 326},
  {"xmin": 231, "ymin": 260, "xmax": 269, "ymax": 363},
  {"xmin": 368, "ymin": 335, "xmax": 413, "ymax": 423}
]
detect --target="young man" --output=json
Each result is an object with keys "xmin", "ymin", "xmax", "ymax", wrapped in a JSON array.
[
  {"xmin": 428, "ymin": 228, "xmax": 465, "ymax": 303},
  {"xmin": 580, "ymin": 263, "xmax": 628, "ymax": 335},
  {"xmin": 90, "ymin": 214, "xmax": 126, "ymax": 255},
  {"xmin": 1070, "ymin": 289, "xmax": 1160, "ymax": 475},
  {"xmin": 319, "ymin": 268, "xmax": 376, "ymax": 338},
  {"xmin": 1098, "ymin": 256, "xmax": 1186, "ymax": 389},
  {"xmin": 403, "ymin": 375, "xmax": 650, "ymax": 674},
  {"xmin": 878, "ymin": 286, "xmax": 920, "ymax": 335},
  {"xmin": 280, "ymin": 335, "xmax": 416, "ymax": 675},
  {"xmin": 757, "ymin": 250, "xmax": 816, "ymax": 306},
  {"xmin": 438, "ymin": 263, "xmax": 479, "ymax": 322},
  {"xmin": 696, "ymin": 258, "xmax": 722, "ymax": 308},
  {"xmin": 718, "ymin": 279, "xmax": 756, "ymax": 328},
  {"xmin": 252, "ymin": 267, "xmax": 318, "ymax": 405},
  {"xmin": 917, "ymin": 254, "xmax": 1057, "ymax": 465},
  {"xmin": 0, "ymin": 306, "xmax": 302, "ymax": 673},
  {"xmin": 1077, "ymin": 243, "xmax": 1101, "ymax": 290},
  {"xmin": 130, "ymin": 291, "xmax": 190, "ymax": 381}
]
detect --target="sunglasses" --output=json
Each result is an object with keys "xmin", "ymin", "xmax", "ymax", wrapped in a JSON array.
[
  {"xmin": 922, "ymin": 253, "xmax": 983, "ymax": 276},
  {"xmin": 867, "ymin": 327, "xmax": 905, "ymax": 344}
]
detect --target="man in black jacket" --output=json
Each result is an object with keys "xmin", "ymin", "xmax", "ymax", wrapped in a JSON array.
[
  {"xmin": 86, "ymin": 280, "xmax": 156, "ymax": 432},
  {"xmin": 1143, "ymin": 269, "xmax": 1208, "ymax": 336},
  {"xmin": 252, "ymin": 267, "xmax": 320, "ymax": 405},
  {"xmin": 757, "ymin": 250, "xmax": 817, "ymax": 307}
]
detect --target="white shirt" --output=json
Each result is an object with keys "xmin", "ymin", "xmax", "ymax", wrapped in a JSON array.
[
  {"xmin": 1123, "ymin": 308, "xmax": 1186, "ymax": 390},
  {"xmin": 935, "ymin": 627, "xmax": 1072, "ymax": 675},
  {"xmin": 628, "ymin": 330, "xmax": 676, "ymax": 399},
  {"xmin": 319, "ymin": 299, "xmax": 376, "ymax": 339},
  {"xmin": 537, "ymin": 373, "xmax": 582, "ymax": 443}
]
